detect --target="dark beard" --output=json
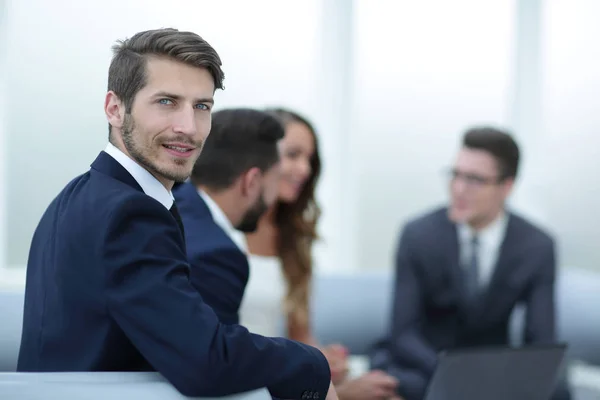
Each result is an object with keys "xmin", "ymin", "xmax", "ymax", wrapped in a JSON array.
[
  {"xmin": 236, "ymin": 193, "xmax": 268, "ymax": 233},
  {"xmin": 121, "ymin": 113, "xmax": 197, "ymax": 183}
]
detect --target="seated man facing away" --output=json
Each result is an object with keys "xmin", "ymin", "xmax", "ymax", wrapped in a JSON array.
[
  {"xmin": 174, "ymin": 108, "xmax": 283, "ymax": 326},
  {"xmin": 18, "ymin": 29, "xmax": 337, "ymax": 400},
  {"xmin": 370, "ymin": 127, "xmax": 571, "ymax": 400},
  {"xmin": 175, "ymin": 108, "xmax": 401, "ymax": 400}
]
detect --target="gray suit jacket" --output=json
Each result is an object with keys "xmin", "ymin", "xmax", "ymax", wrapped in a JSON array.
[{"xmin": 371, "ymin": 207, "xmax": 568, "ymax": 400}]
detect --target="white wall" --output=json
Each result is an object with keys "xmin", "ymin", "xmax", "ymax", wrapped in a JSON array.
[
  {"xmin": 349, "ymin": 0, "xmax": 600, "ymax": 272},
  {"xmin": 2, "ymin": 0, "xmax": 349, "ymax": 273},
  {"xmin": 2, "ymin": 0, "xmax": 599, "ymax": 277},
  {"xmin": 535, "ymin": 0, "xmax": 600, "ymax": 270},
  {"xmin": 0, "ymin": 0, "xmax": 7, "ymax": 278},
  {"xmin": 350, "ymin": 0, "xmax": 517, "ymax": 270}
]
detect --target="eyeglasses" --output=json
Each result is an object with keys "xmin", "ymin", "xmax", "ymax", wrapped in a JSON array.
[{"xmin": 445, "ymin": 168, "xmax": 504, "ymax": 188}]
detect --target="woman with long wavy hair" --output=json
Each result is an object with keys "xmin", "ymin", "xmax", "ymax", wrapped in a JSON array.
[{"xmin": 240, "ymin": 108, "xmax": 401, "ymax": 400}]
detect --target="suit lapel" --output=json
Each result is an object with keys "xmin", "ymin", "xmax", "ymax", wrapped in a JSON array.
[
  {"xmin": 90, "ymin": 151, "xmax": 144, "ymax": 193},
  {"xmin": 479, "ymin": 214, "xmax": 520, "ymax": 316},
  {"xmin": 91, "ymin": 151, "xmax": 187, "ymax": 251},
  {"xmin": 441, "ymin": 216, "xmax": 469, "ymax": 309},
  {"xmin": 443, "ymin": 212, "xmax": 523, "ymax": 326}
]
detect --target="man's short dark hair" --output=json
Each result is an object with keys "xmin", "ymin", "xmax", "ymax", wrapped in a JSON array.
[
  {"xmin": 191, "ymin": 108, "xmax": 284, "ymax": 190},
  {"xmin": 107, "ymin": 28, "xmax": 224, "ymax": 138},
  {"xmin": 463, "ymin": 127, "xmax": 520, "ymax": 180}
]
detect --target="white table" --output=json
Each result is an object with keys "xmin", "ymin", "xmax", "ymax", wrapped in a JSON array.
[{"xmin": 0, "ymin": 372, "xmax": 271, "ymax": 400}]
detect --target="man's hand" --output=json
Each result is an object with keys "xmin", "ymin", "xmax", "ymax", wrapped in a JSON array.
[
  {"xmin": 325, "ymin": 380, "xmax": 340, "ymax": 400},
  {"xmin": 336, "ymin": 370, "xmax": 402, "ymax": 400},
  {"xmin": 320, "ymin": 344, "xmax": 349, "ymax": 384}
]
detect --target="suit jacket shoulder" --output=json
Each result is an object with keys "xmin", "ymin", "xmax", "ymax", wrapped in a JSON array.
[
  {"xmin": 399, "ymin": 206, "xmax": 450, "ymax": 245},
  {"xmin": 506, "ymin": 211, "xmax": 554, "ymax": 250},
  {"xmin": 402, "ymin": 206, "xmax": 554, "ymax": 250}
]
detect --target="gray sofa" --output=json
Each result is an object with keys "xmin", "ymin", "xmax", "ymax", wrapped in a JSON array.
[
  {"xmin": 0, "ymin": 288, "xmax": 23, "ymax": 372},
  {"xmin": 310, "ymin": 267, "xmax": 600, "ymax": 362},
  {"xmin": 309, "ymin": 267, "xmax": 600, "ymax": 399}
]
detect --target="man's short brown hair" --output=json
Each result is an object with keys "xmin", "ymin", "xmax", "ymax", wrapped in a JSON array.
[
  {"xmin": 463, "ymin": 127, "xmax": 520, "ymax": 180},
  {"xmin": 107, "ymin": 28, "xmax": 224, "ymax": 136}
]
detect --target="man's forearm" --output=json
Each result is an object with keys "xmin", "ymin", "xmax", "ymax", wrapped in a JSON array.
[{"xmin": 391, "ymin": 331, "xmax": 438, "ymax": 376}]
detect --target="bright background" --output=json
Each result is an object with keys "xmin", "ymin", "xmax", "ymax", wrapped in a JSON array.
[{"xmin": 0, "ymin": 0, "xmax": 598, "ymax": 285}]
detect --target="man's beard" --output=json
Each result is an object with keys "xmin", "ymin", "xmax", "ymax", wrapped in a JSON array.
[
  {"xmin": 236, "ymin": 192, "xmax": 268, "ymax": 233},
  {"xmin": 121, "ymin": 113, "xmax": 199, "ymax": 183}
]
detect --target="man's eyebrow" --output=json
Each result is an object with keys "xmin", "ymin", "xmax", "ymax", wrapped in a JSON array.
[
  {"xmin": 196, "ymin": 97, "xmax": 214, "ymax": 104},
  {"xmin": 152, "ymin": 91, "xmax": 214, "ymax": 104}
]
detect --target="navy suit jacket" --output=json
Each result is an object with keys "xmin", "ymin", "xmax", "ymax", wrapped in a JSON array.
[
  {"xmin": 173, "ymin": 182, "xmax": 248, "ymax": 325},
  {"xmin": 371, "ymin": 207, "xmax": 569, "ymax": 400},
  {"xmin": 18, "ymin": 151, "xmax": 330, "ymax": 399}
]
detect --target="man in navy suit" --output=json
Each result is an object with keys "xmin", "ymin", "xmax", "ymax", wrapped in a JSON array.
[
  {"xmin": 17, "ymin": 28, "xmax": 337, "ymax": 400},
  {"xmin": 173, "ymin": 108, "xmax": 283, "ymax": 325},
  {"xmin": 370, "ymin": 128, "xmax": 571, "ymax": 400}
]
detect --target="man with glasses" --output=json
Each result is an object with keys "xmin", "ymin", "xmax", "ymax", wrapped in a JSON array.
[{"xmin": 370, "ymin": 128, "xmax": 570, "ymax": 400}]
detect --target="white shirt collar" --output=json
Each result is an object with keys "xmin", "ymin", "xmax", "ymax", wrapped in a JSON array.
[
  {"xmin": 458, "ymin": 211, "xmax": 509, "ymax": 249},
  {"xmin": 104, "ymin": 142, "xmax": 174, "ymax": 210},
  {"xmin": 197, "ymin": 189, "xmax": 249, "ymax": 254}
]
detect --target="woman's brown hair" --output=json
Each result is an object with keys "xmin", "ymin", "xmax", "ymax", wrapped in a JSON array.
[{"xmin": 265, "ymin": 108, "xmax": 322, "ymax": 333}]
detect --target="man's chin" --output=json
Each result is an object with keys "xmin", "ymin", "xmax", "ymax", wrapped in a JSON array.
[
  {"xmin": 161, "ymin": 173, "xmax": 190, "ymax": 185},
  {"xmin": 172, "ymin": 175, "xmax": 190, "ymax": 184},
  {"xmin": 447, "ymin": 208, "xmax": 470, "ymax": 224},
  {"xmin": 159, "ymin": 164, "xmax": 193, "ymax": 184}
]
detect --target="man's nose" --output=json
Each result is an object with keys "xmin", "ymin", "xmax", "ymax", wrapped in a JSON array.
[
  {"xmin": 172, "ymin": 107, "xmax": 197, "ymax": 136},
  {"xmin": 451, "ymin": 177, "xmax": 468, "ymax": 194},
  {"xmin": 298, "ymin": 159, "xmax": 311, "ymax": 177}
]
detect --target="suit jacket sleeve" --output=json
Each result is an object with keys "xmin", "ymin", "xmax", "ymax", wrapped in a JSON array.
[
  {"xmin": 523, "ymin": 239, "xmax": 557, "ymax": 344},
  {"xmin": 524, "ymin": 240, "xmax": 572, "ymax": 400},
  {"xmin": 102, "ymin": 196, "xmax": 330, "ymax": 399},
  {"xmin": 388, "ymin": 225, "xmax": 439, "ymax": 377},
  {"xmin": 188, "ymin": 245, "xmax": 248, "ymax": 325}
]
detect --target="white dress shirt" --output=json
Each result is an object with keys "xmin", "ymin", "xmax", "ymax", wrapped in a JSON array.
[
  {"xmin": 457, "ymin": 212, "xmax": 509, "ymax": 289},
  {"xmin": 104, "ymin": 143, "xmax": 174, "ymax": 210}
]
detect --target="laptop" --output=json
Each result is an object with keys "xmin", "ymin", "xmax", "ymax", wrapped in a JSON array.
[{"xmin": 424, "ymin": 344, "xmax": 567, "ymax": 400}]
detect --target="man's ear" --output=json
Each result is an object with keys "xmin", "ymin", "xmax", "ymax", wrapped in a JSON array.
[
  {"xmin": 501, "ymin": 177, "xmax": 515, "ymax": 198},
  {"xmin": 105, "ymin": 91, "xmax": 125, "ymax": 130},
  {"xmin": 240, "ymin": 167, "xmax": 262, "ymax": 198}
]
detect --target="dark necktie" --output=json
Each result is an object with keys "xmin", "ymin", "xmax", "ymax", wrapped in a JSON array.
[
  {"xmin": 169, "ymin": 202, "xmax": 185, "ymax": 236},
  {"xmin": 465, "ymin": 235, "xmax": 480, "ymax": 299}
]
